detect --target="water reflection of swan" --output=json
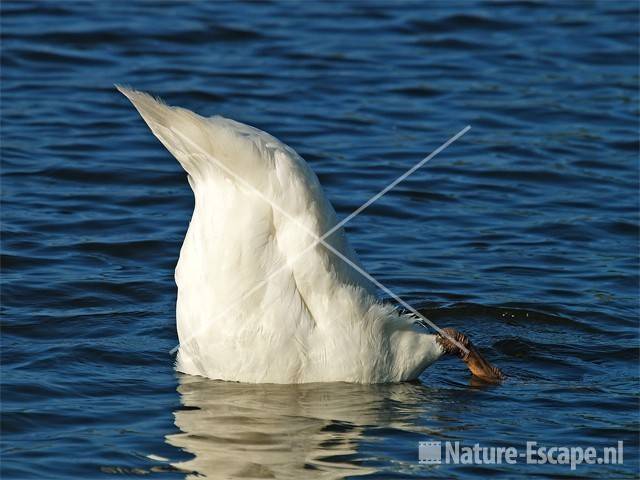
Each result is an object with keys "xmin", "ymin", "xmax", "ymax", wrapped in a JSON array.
[{"xmin": 166, "ymin": 374, "xmax": 446, "ymax": 479}]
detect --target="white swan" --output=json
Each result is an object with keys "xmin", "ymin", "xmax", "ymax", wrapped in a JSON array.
[{"xmin": 118, "ymin": 87, "xmax": 503, "ymax": 384}]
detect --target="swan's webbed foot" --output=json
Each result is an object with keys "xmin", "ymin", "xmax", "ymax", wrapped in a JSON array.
[{"xmin": 436, "ymin": 327, "xmax": 504, "ymax": 383}]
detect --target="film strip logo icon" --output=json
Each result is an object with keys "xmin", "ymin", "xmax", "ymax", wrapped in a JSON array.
[{"xmin": 419, "ymin": 441, "xmax": 442, "ymax": 464}]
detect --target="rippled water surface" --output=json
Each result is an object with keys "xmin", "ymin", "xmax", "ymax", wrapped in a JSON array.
[{"xmin": 2, "ymin": 1, "xmax": 639, "ymax": 478}]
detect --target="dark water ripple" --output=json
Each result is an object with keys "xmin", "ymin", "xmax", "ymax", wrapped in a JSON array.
[{"xmin": 1, "ymin": 0, "xmax": 638, "ymax": 479}]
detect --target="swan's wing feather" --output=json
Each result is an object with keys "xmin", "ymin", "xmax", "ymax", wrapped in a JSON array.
[{"xmin": 117, "ymin": 86, "xmax": 280, "ymax": 185}]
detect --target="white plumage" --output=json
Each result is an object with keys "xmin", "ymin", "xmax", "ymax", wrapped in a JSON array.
[{"xmin": 119, "ymin": 87, "xmax": 444, "ymax": 383}]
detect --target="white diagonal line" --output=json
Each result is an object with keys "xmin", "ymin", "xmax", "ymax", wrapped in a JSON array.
[
  {"xmin": 325, "ymin": 125, "xmax": 470, "ymax": 238},
  {"xmin": 168, "ymin": 126, "xmax": 471, "ymax": 356}
]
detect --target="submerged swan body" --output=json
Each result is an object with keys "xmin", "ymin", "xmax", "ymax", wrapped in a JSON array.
[{"xmin": 119, "ymin": 87, "xmax": 502, "ymax": 384}]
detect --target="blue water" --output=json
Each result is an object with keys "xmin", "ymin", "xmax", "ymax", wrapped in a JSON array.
[{"xmin": 1, "ymin": 1, "xmax": 638, "ymax": 478}]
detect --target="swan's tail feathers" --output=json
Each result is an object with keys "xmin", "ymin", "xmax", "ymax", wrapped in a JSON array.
[{"xmin": 117, "ymin": 86, "xmax": 273, "ymax": 185}]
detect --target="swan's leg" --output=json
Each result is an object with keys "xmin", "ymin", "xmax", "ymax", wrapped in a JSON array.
[{"xmin": 436, "ymin": 327, "xmax": 504, "ymax": 382}]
